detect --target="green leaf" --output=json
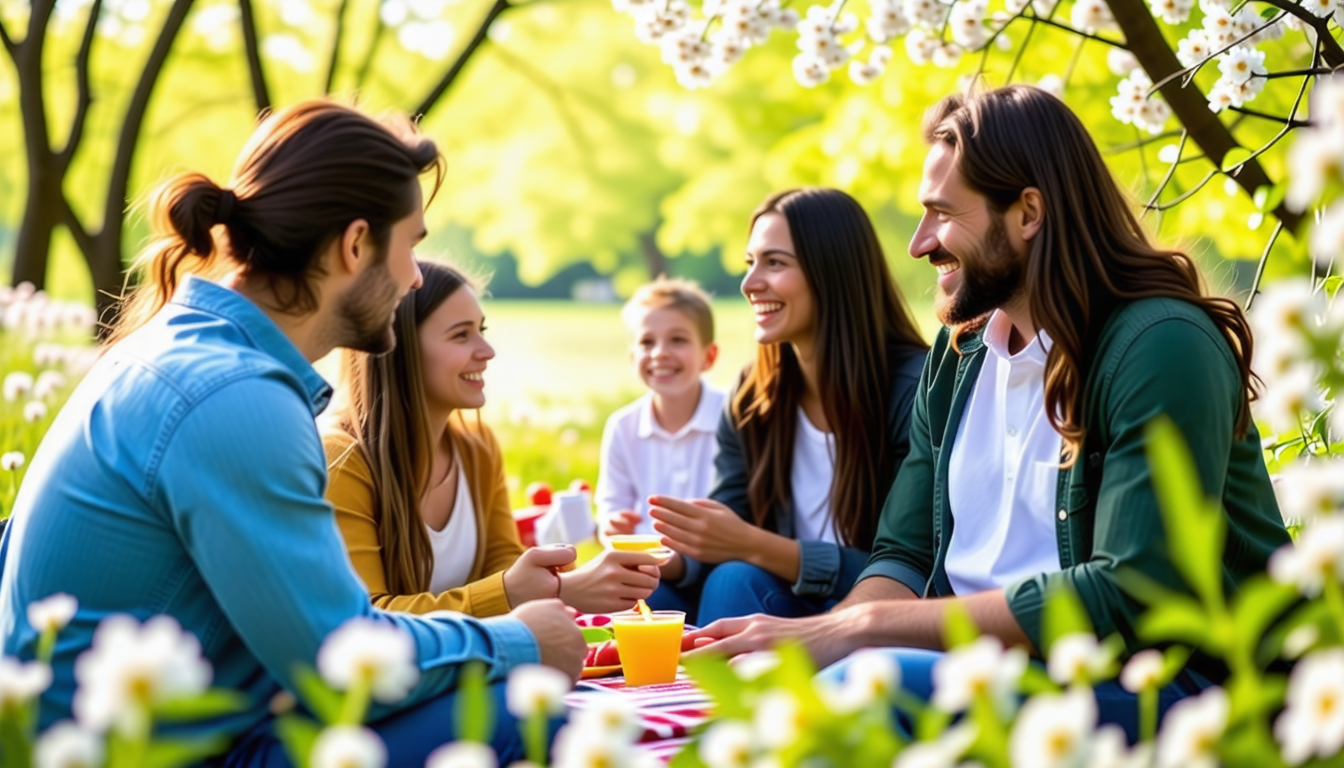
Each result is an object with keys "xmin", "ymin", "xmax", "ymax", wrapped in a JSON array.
[
  {"xmin": 943, "ymin": 601, "xmax": 980, "ymax": 649},
  {"xmin": 1042, "ymin": 584, "xmax": 1094, "ymax": 656},
  {"xmin": 1145, "ymin": 417, "xmax": 1226, "ymax": 611},
  {"xmin": 142, "ymin": 736, "xmax": 232, "ymax": 768},
  {"xmin": 152, "ymin": 689, "xmax": 249, "ymax": 722},
  {"xmin": 581, "ymin": 627, "xmax": 615, "ymax": 643},
  {"xmin": 1137, "ymin": 596, "xmax": 1213, "ymax": 648},
  {"xmin": 1324, "ymin": 275, "xmax": 1344, "ymax": 299},
  {"xmin": 292, "ymin": 666, "xmax": 343, "ymax": 726},
  {"xmin": 682, "ymin": 653, "xmax": 752, "ymax": 720},
  {"xmin": 455, "ymin": 661, "xmax": 494, "ymax": 745},
  {"xmin": 1230, "ymin": 576, "xmax": 1299, "ymax": 661},
  {"xmin": 669, "ymin": 735, "xmax": 709, "ymax": 768},
  {"xmin": 1221, "ymin": 148, "xmax": 1253, "ymax": 173},
  {"xmin": 275, "ymin": 715, "xmax": 323, "ymax": 768}
]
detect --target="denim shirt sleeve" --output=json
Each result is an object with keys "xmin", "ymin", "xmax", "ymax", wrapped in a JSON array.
[{"xmin": 154, "ymin": 377, "xmax": 538, "ymax": 715}]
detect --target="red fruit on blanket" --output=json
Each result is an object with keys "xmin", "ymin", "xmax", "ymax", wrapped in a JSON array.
[
  {"xmin": 526, "ymin": 482, "xmax": 553, "ymax": 507},
  {"xmin": 584, "ymin": 640, "xmax": 622, "ymax": 668}
]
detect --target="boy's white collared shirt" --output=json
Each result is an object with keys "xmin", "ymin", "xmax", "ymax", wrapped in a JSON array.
[
  {"xmin": 945, "ymin": 309, "xmax": 1063, "ymax": 596},
  {"xmin": 596, "ymin": 380, "xmax": 726, "ymax": 536}
]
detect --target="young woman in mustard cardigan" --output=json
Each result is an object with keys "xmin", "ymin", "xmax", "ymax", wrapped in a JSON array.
[{"xmin": 324, "ymin": 260, "xmax": 661, "ymax": 616}]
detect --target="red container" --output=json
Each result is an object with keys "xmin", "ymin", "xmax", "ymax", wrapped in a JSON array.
[{"xmin": 512, "ymin": 505, "xmax": 547, "ymax": 548}]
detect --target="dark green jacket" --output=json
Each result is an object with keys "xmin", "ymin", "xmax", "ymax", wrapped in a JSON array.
[{"xmin": 860, "ymin": 298, "xmax": 1289, "ymax": 676}]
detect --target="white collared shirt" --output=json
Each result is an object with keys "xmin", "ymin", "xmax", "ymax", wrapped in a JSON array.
[
  {"xmin": 945, "ymin": 310, "xmax": 1063, "ymax": 596},
  {"xmin": 596, "ymin": 381, "xmax": 726, "ymax": 536}
]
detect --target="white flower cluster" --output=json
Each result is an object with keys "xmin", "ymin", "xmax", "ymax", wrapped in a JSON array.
[
  {"xmin": 1154, "ymin": 0, "xmax": 1284, "ymax": 114},
  {"xmin": 1249, "ymin": 278, "xmax": 1343, "ymax": 440},
  {"xmin": 611, "ymin": 0, "xmax": 797, "ymax": 88},
  {"xmin": 1, "ymin": 283, "xmax": 99, "ymax": 340},
  {"xmin": 1110, "ymin": 70, "xmax": 1172, "ymax": 135},
  {"xmin": 1287, "ymin": 77, "xmax": 1344, "ymax": 258}
]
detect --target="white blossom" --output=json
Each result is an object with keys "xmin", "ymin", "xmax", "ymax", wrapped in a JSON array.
[
  {"xmin": 1304, "ymin": 0, "xmax": 1341, "ymax": 18},
  {"xmin": 426, "ymin": 742, "xmax": 497, "ymax": 768},
  {"xmin": 1217, "ymin": 46, "xmax": 1266, "ymax": 85},
  {"xmin": 4, "ymin": 371, "xmax": 34, "ymax": 401},
  {"xmin": 2, "ymin": 452, "xmax": 25, "ymax": 471},
  {"xmin": 904, "ymin": 0, "xmax": 949, "ymax": 28},
  {"xmin": 1269, "ymin": 517, "xmax": 1344, "ymax": 597},
  {"xmin": 1038, "ymin": 74, "xmax": 1065, "ymax": 98},
  {"xmin": 1150, "ymin": 0, "xmax": 1193, "ymax": 25},
  {"xmin": 552, "ymin": 722, "xmax": 635, "ymax": 768},
  {"xmin": 317, "ymin": 618, "xmax": 418, "ymax": 704},
  {"xmin": 1009, "ymin": 686, "xmax": 1096, "ymax": 768},
  {"xmin": 1286, "ymin": 130, "xmax": 1344, "ymax": 212},
  {"xmin": 931, "ymin": 42, "xmax": 963, "ymax": 67},
  {"xmin": 829, "ymin": 648, "xmax": 901, "ymax": 712},
  {"xmin": 1283, "ymin": 625, "xmax": 1321, "ymax": 659},
  {"xmin": 0, "ymin": 656, "xmax": 53, "ymax": 708},
  {"xmin": 24, "ymin": 400, "xmax": 48, "ymax": 423},
  {"xmin": 1276, "ymin": 648, "xmax": 1344, "ymax": 765},
  {"xmin": 949, "ymin": 0, "xmax": 988, "ymax": 48},
  {"xmin": 33, "ymin": 721, "xmax": 104, "ymax": 768},
  {"xmin": 73, "ymin": 614, "xmax": 211, "ymax": 735},
  {"xmin": 754, "ymin": 689, "xmax": 804, "ymax": 749},
  {"xmin": 700, "ymin": 720, "xmax": 756, "ymax": 768},
  {"xmin": 1311, "ymin": 200, "xmax": 1344, "ymax": 261},
  {"xmin": 905, "ymin": 27, "xmax": 939, "ymax": 63},
  {"xmin": 1048, "ymin": 633, "xmax": 1115, "ymax": 686},
  {"xmin": 505, "ymin": 664, "xmax": 571, "ymax": 718},
  {"xmin": 1256, "ymin": 362, "xmax": 1326, "ymax": 436},
  {"xmin": 569, "ymin": 696, "xmax": 641, "ymax": 740},
  {"xmin": 1120, "ymin": 649, "xmax": 1165, "ymax": 693},
  {"xmin": 1107, "ymin": 48, "xmax": 1139, "ymax": 76},
  {"xmin": 310, "ymin": 725, "xmax": 386, "ymax": 768},
  {"xmin": 1274, "ymin": 461, "xmax": 1344, "ymax": 523},
  {"xmin": 931, "ymin": 636, "xmax": 1027, "ymax": 714},
  {"xmin": 1155, "ymin": 687, "xmax": 1228, "ymax": 768},
  {"xmin": 793, "ymin": 53, "xmax": 832, "ymax": 85},
  {"xmin": 28, "ymin": 593, "xmax": 78, "ymax": 635},
  {"xmin": 34, "ymin": 370, "xmax": 66, "ymax": 400},
  {"xmin": 892, "ymin": 723, "xmax": 978, "ymax": 768},
  {"xmin": 1177, "ymin": 29, "xmax": 1212, "ymax": 67},
  {"xmin": 1071, "ymin": 0, "xmax": 1116, "ymax": 31},
  {"xmin": 867, "ymin": 1, "xmax": 912, "ymax": 41},
  {"xmin": 849, "ymin": 59, "xmax": 883, "ymax": 84}
]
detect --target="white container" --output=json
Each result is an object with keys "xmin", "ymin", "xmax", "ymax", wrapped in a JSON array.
[{"xmin": 535, "ymin": 490, "xmax": 596, "ymax": 545}]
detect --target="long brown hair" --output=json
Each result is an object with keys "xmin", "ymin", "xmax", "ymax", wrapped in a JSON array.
[
  {"xmin": 923, "ymin": 86, "xmax": 1256, "ymax": 465},
  {"xmin": 109, "ymin": 100, "xmax": 444, "ymax": 344},
  {"xmin": 330, "ymin": 260, "xmax": 477, "ymax": 595},
  {"xmin": 735, "ymin": 188, "xmax": 928, "ymax": 547}
]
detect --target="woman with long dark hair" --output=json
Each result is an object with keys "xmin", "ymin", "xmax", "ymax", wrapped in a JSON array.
[
  {"xmin": 324, "ymin": 259, "xmax": 662, "ymax": 617},
  {"xmin": 648, "ymin": 188, "xmax": 930, "ymax": 624}
]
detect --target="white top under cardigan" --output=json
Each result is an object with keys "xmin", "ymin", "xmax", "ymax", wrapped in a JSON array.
[
  {"xmin": 944, "ymin": 309, "xmax": 1063, "ymax": 596},
  {"xmin": 426, "ymin": 459, "xmax": 479, "ymax": 594},
  {"xmin": 792, "ymin": 408, "xmax": 838, "ymax": 544}
]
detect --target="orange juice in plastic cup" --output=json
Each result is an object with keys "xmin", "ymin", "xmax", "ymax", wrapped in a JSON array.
[{"xmin": 612, "ymin": 610, "xmax": 685, "ymax": 686}]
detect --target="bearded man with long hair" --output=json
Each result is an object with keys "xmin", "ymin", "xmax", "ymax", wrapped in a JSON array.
[{"xmin": 684, "ymin": 85, "xmax": 1290, "ymax": 739}]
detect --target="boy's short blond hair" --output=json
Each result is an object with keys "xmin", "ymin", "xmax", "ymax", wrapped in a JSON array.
[{"xmin": 621, "ymin": 275, "xmax": 715, "ymax": 345}]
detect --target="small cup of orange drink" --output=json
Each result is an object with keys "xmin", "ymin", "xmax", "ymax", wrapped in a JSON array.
[
  {"xmin": 605, "ymin": 534, "xmax": 674, "ymax": 563},
  {"xmin": 611, "ymin": 606, "xmax": 686, "ymax": 687}
]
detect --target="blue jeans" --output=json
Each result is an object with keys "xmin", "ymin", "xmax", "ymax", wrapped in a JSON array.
[
  {"xmin": 213, "ymin": 680, "xmax": 545, "ymax": 767},
  {"xmin": 696, "ymin": 561, "xmax": 859, "ymax": 626},
  {"xmin": 820, "ymin": 648, "xmax": 1213, "ymax": 743}
]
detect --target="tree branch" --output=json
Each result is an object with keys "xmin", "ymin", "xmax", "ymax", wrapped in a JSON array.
[
  {"xmin": 60, "ymin": 196, "xmax": 93, "ymax": 256},
  {"xmin": 101, "ymin": 0, "xmax": 197, "ymax": 238},
  {"xmin": 1025, "ymin": 15, "xmax": 1128, "ymax": 47},
  {"xmin": 57, "ymin": 0, "xmax": 104, "ymax": 169},
  {"xmin": 1108, "ymin": 0, "xmax": 1301, "ymax": 231},
  {"xmin": 0, "ymin": 17, "xmax": 15, "ymax": 55},
  {"xmin": 323, "ymin": 0, "xmax": 351, "ymax": 94},
  {"xmin": 1228, "ymin": 104, "xmax": 1310, "ymax": 127},
  {"xmin": 1149, "ymin": 11, "xmax": 1284, "ymax": 95},
  {"xmin": 413, "ymin": 0, "xmax": 512, "ymax": 119},
  {"xmin": 1256, "ymin": 0, "xmax": 1344, "ymax": 67},
  {"xmin": 238, "ymin": 0, "xmax": 271, "ymax": 113}
]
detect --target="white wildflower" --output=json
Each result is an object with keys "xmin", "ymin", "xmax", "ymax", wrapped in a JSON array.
[
  {"xmin": 4, "ymin": 371, "xmax": 34, "ymax": 401},
  {"xmin": 505, "ymin": 664, "xmax": 571, "ymax": 718},
  {"xmin": 2, "ymin": 452, "xmax": 26, "ymax": 471},
  {"xmin": 1009, "ymin": 686, "xmax": 1096, "ymax": 768},
  {"xmin": 1311, "ymin": 201, "xmax": 1344, "ymax": 262},
  {"xmin": 1177, "ymin": 29, "xmax": 1211, "ymax": 67},
  {"xmin": 426, "ymin": 741, "xmax": 497, "ymax": 768},
  {"xmin": 1274, "ymin": 461, "xmax": 1344, "ymax": 523},
  {"xmin": 754, "ymin": 689, "xmax": 804, "ymax": 749},
  {"xmin": 0, "ymin": 656, "xmax": 53, "ymax": 708},
  {"xmin": 33, "ymin": 370, "xmax": 66, "ymax": 400},
  {"xmin": 1276, "ymin": 648, "xmax": 1344, "ymax": 765},
  {"xmin": 905, "ymin": 27, "xmax": 939, "ymax": 63},
  {"xmin": 317, "ymin": 618, "xmax": 418, "ymax": 704},
  {"xmin": 1217, "ymin": 46, "xmax": 1267, "ymax": 85},
  {"xmin": 552, "ymin": 722, "xmax": 634, "ymax": 768},
  {"xmin": 33, "ymin": 721, "xmax": 104, "ymax": 768},
  {"xmin": 1048, "ymin": 633, "xmax": 1116, "ymax": 686},
  {"xmin": 700, "ymin": 720, "xmax": 756, "ymax": 768},
  {"xmin": 310, "ymin": 725, "xmax": 386, "ymax": 768},
  {"xmin": 949, "ymin": 0, "xmax": 988, "ymax": 48},
  {"xmin": 28, "ymin": 593, "xmax": 78, "ymax": 635},
  {"xmin": 73, "ymin": 614, "xmax": 211, "ymax": 735},
  {"xmin": 1071, "ymin": 0, "xmax": 1116, "ymax": 31},
  {"xmin": 1150, "ymin": 0, "xmax": 1192, "ymax": 24},
  {"xmin": 1256, "ymin": 362, "xmax": 1326, "ymax": 436},
  {"xmin": 792, "ymin": 53, "xmax": 831, "ymax": 86},
  {"xmin": 1120, "ymin": 649, "xmax": 1165, "ymax": 693},
  {"xmin": 931, "ymin": 636, "xmax": 1027, "ymax": 714},
  {"xmin": 24, "ymin": 400, "xmax": 48, "ymax": 423},
  {"xmin": 1270, "ymin": 517, "xmax": 1344, "ymax": 597},
  {"xmin": 1155, "ymin": 687, "xmax": 1228, "ymax": 768}
]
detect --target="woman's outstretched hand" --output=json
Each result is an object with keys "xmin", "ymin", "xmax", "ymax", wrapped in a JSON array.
[
  {"xmin": 558, "ymin": 549, "xmax": 662, "ymax": 614},
  {"xmin": 648, "ymin": 496, "xmax": 756, "ymax": 564}
]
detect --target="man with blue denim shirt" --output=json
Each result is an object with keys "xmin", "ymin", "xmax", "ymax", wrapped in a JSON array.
[
  {"xmin": 682, "ymin": 87, "xmax": 1288, "ymax": 739},
  {"xmin": 0, "ymin": 102, "xmax": 583, "ymax": 766}
]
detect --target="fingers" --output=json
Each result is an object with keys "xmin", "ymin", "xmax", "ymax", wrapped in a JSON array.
[
  {"xmin": 523, "ymin": 544, "xmax": 578, "ymax": 568},
  {"xmin": 684, "ymin": 616, "xmax": 752, "ymax": 642},
  {"xmin": 602, "ymin": 549, "xmax": 664, "ymax": 568},
  {"xmin": 647, "ymin": 496, "xmax": 707, "ymax": 518}
]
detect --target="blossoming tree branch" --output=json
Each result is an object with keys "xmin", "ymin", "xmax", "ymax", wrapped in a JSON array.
[{"xmin": 613, "ymin": 0, "xmax": 1344, "ymax": 265}]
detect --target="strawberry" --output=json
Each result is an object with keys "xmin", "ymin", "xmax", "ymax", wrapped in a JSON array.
[{"xmin": 526, "ymin": 482, "xmax": 552, "ymax": 507}]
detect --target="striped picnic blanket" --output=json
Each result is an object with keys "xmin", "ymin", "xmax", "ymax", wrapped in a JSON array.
[{"xmin": 569, "ymin": 614, "xmax": 713, "ymax": 762}]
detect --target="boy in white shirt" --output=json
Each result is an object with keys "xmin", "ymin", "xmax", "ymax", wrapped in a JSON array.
[{"xmin": 598, "ymin": 277, "xmax": 725, "ymax": 540}]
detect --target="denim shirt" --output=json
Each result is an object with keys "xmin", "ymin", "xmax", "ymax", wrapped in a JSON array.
[{"xmin": 0, "ymin": 276, "xmax": 538, "ymax": 739}]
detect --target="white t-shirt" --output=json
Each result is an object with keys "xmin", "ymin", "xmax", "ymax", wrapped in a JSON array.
[
  {"xmin": 792, "ymin": 408, "xmax": 838, "ymax": 544},
  {"xmin": 945, "ymin": 310, "xmax": 1063, "ymax": 596},
  {"xmin": 426, "ymin": 460, "xmax": 479, "ymax": 594},
  {"xmin": 595, "ymin": 381, "xmax": 726, "ymax": 536}
]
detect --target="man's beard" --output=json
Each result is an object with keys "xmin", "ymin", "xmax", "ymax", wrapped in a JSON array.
[
  {"xmin": 335, "ymin": 260, "xmax": 402, "ymax": 356},
  {"xmin": 934, "ymin": 215, "xmax": 1026, "ymax": 326}
]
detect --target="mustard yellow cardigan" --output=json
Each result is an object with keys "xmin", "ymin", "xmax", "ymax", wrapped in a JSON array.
[{"xmin": 323, "ymin": 417, "xmax": 524, "ymax": 618}]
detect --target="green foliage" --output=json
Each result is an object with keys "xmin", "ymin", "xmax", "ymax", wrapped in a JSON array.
[{"xmin": 455, "ymin": 661, "xmax": 494, "ymax": 745}]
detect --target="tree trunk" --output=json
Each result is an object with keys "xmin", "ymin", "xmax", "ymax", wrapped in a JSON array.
[
  {"xmin": 638, "ymin": 229, "xmax": 668, "ymax": 278},
  {"xmin": 7, "ymin": 1, "xmax": 58, "ymax": 290}
]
